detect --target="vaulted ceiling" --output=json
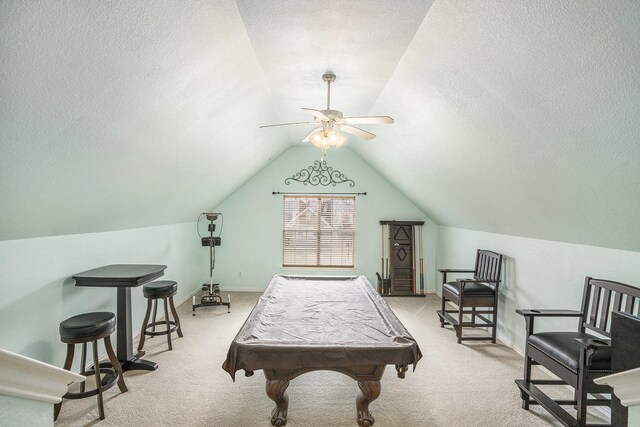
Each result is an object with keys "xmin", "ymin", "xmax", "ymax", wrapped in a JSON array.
[{"xmin": 1, "ymin": 1, "xmax": 639, "ymax": 251}]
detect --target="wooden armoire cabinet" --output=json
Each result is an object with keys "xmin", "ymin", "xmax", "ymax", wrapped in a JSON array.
[{"xmin": 379, "ymin": 220, "xmax": 425, "ymax": 296}]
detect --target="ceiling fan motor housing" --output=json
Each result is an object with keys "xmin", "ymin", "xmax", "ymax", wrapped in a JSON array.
[{"xmin": 321, "ymin": 110, "xmax": 343, "ymax": 120}]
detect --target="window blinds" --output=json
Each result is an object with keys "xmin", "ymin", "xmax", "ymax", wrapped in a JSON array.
[{"xmin": 283, "ymin": 196, "xmax": 355, "ymax": 267}]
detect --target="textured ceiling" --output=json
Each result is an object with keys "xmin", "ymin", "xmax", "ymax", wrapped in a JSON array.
[
  {"xmin": 2, "ymin": 1, "xmax": 639, "ymax": 251},
  {"xmin": 236, "ymin": 0, "xmax": 432, "ymax": 143}
]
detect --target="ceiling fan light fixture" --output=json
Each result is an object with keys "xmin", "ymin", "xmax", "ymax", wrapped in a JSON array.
[
  {"xmin": 310, "ymin": 133, "xmax": 330, "ymax": 148},
  {"xmin": 328, "ymin": 130, "xmax": 346, "ymax": 147},
  {"xmin": 310, "ymin": 129, "xmax": 346, "ymax": 150}
]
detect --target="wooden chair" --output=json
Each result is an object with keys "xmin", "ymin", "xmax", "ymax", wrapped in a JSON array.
[
  {"xmin": 436, "ymin": 249, "xmax": 503, "ymax": 343},
  {"xmin": 515, "ymin": 277, "xmax": 640, "ymax": 427}
]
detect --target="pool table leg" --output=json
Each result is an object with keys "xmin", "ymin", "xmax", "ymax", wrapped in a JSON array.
[
  {"xmin": 356, "ymin": 380, "xmax": 381, "ymax": 426},
  {"xmin": 266, "ymin": 378, "xmax": 290, "ymax": 426}
]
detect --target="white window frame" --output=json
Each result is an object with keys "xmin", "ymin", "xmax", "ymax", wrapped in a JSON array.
[{"xmin": 282, "ymin": 195, "xmax": 355, "ymax": 268}]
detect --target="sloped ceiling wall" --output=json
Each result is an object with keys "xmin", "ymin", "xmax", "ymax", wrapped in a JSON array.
[
  {"xmin": 354, "ymin": 1, "xmax": 640, "ymax": 251},
  {"xmin": 0, "ymin": 1, "xmax": 289, "ymax": 240},
  {"xmin": 2, "ymin": 1, "xmax": 639, "ymax": 251}
]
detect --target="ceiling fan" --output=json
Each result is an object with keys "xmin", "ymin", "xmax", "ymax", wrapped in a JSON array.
[{"xmin": 260, "ymin": 72, "xmax": 394, "ymax": 155}]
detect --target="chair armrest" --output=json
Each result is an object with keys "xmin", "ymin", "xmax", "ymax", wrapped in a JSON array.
[
  {"xmin": 516, "ymin": 309, "xmax": 582, "ymax": 318},
  {"xmin": 575, "ymin": 338, "xmax": 610, "ymax": 366},
  {"xmin": 574, "ymin": 337, "xmax": 610, "ymax": 350},
  {"xmin": 438, "ymin": 269, "xmax": 474, "ymax": 284},
  {"xmin": 457, "ymin": 279, "xmax": 499, "ymax": 284},
  {"xmin": 517, "ymin": 309, "xmax": 583, "ymax": 338}
]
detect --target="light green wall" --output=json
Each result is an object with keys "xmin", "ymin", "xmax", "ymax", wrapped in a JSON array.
[
  {"xmin": 0, "ymin": 222, "xmax": 203, "ymax": 367},
  {"xmin": 213, "ymin": 146, "xmax": 437, "ymax": 292},
  {"xmin": 437, "ymin": 226, "xmax": 640, "ymax": 353},
  {"xmin": 630, "ymin": 406, "xmax": 640, "ymax": 425},
  {"xmin": 0, "ymin": 395, "xmax": 51, "ymax": 426},
  {"xmin": 0, "ymin": 145, "xmax": 434, "ymax": 369}
]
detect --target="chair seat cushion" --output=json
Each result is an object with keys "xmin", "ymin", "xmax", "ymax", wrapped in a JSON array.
[
  {"xmin": 442, "ymin": 280, "xmax": 495, "ymax": 297},
  {"xmin": 143, "ymin": 280, "xmax": 177, "ymax": 299},
  {"xmin": 60, "ymin": 312, "xmax": 116, "ymax": 341},
  {"xmin": 527, "ymin": 332, "xmax": 611, "ymax": 373}
]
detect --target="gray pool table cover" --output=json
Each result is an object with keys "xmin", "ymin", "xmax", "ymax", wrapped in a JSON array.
[{"xmin": 222, "ymin": 275, "xmax": 422, "ymax": 380}]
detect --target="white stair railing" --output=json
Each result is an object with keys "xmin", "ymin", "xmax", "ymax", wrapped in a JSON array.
[
  {"xmin": 595, "ymin": 367, "xmax": 640, "ymax": 425},
  {"xmin": 0, "ymin": 348, "xmax": 84, "ymax": 403}
]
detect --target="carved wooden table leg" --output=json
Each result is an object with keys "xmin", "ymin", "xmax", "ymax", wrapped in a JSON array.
[
  {"xmin": 356, "ymin": 380, "xmax": 381, "ymax": 427},
  {"xmin": 266, "ymin": 378, "xmax": 290, "ymax": 426}
]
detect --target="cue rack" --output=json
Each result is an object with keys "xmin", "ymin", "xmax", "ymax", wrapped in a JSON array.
[
  {"xmin": 379, "ymin": 220, "xmax": 425, "ymax": 296},
  {"xmin": 192, "ymin": 212, "xmax": 231, "ymax": 315}
]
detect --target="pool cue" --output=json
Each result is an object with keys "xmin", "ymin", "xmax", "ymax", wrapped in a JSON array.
[
  {"xmin": 380, "ymin": 224, "xmax": 385, "ymax": 294},
  {"xmin": 383, "ymin": 225, "xmax": 390, "ymax": 294},
  {"xmin": 419, "ymin": 225, "xmax": 425, "ymax": 295},
  {"xmin": 412, "ymin": 225, "xmax": 417, "ymax": 295},
  {"xmin": 385, "ymin": 257, "xmax": 389, "ymax": 294}
]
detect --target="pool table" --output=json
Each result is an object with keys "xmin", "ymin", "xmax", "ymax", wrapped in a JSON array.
[{"xmin": 222, "ymin": 275, "xmax": 422, "ymax": 426}]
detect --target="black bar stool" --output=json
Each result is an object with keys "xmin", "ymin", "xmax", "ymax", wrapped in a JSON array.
[
  {"xmin": 138, "ymin": 280, "xmax": 183, "ymax": 351},
  {"xmin": 54, "ymin": 312, "xmax": 128, "ymax": 421}
]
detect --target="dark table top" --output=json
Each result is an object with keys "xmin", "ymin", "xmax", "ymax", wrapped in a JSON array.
[{"xmin": 73, "ymin": 264, "xmax": 167, "ymax": 287}]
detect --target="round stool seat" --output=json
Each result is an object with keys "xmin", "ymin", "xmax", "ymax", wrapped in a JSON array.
[
  {"xmin": 60, "ymin": 312, "xmax": 116, "ymax": 342},
  {"xmin": 143, "ymin": 280, "xmax": 177, "ymax": 299}
]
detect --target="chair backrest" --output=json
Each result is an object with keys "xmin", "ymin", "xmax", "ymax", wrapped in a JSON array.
[
  {"xmin": 579, "ymin": 277, "xmax": 640, "ymax": 337},
  {"xmin": 473, "ymin": 250, "xmax": 503, "ymax": 282}
]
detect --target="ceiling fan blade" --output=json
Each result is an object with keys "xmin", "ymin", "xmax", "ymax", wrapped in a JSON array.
[
  {"xmin": 341, "ymin": 125, "xmax": 376, "ymax": 140},
  {"xmin": 342, "ymin": 116, "xmax": 394, "ymax": 124},
  {"xmin": 302, "ymin": 127, "xmax": 323, "ymax": 142},
  {"xmin": 301, "ymin": 108, "xmax": 329, "ymax": 121},
  {"xmin": 260, "ymin": 121, "xmax": 318, "ymax": 128}
]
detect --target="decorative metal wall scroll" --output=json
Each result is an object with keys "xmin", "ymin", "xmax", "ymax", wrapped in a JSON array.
[{"xmin": 285, "ymin": 160, "xmax": 355, "ymax": 187}]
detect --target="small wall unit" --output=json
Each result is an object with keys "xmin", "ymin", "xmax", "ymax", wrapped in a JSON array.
[{"xmin": 379, "ymin": 220, "xmax": 425, "ymax": 296}]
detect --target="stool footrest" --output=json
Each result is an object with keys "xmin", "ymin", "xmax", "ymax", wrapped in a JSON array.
[
  {"xmin": 64, "ymin": 368, "xmax": 118, "ymax": 399},
  {"xmin": 144, "ymin": 320, "xmax": 179, "ymax": 336}
]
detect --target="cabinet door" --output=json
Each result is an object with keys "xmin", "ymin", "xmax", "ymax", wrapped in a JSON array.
[{"xmin": 390, "ymin": 224, "xmax": 414, "ymax": 295}]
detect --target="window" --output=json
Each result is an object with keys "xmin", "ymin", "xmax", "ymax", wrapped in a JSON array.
[{"xmin": 283, "ymin": 196, "xmax": 355, "ymax": 267}]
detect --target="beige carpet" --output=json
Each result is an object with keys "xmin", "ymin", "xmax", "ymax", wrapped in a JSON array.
[{"xmin": 54, "ymin": 292, "xmax": 607, "ymax": 426}]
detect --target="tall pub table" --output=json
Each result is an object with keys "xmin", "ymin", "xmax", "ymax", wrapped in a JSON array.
[{"xmin": 72, "ymin": 264, "xmax": 167, "ymax": 372}]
